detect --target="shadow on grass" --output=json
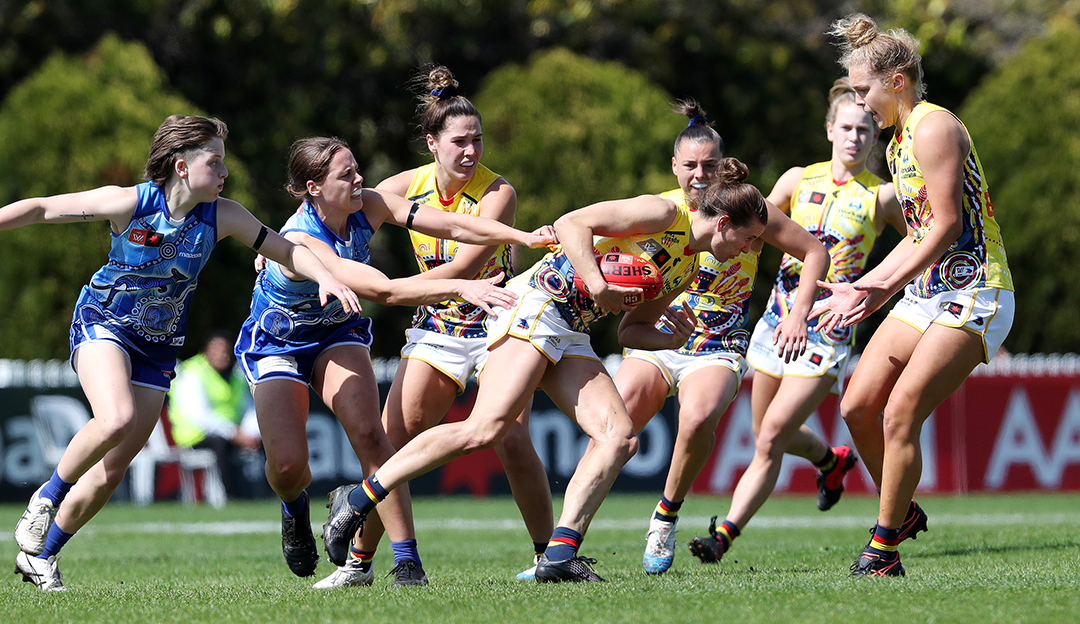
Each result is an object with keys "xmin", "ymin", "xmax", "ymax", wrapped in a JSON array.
[{"xmin": 917, "ymin": 539, "xmax": 1080, "ymax": 559}]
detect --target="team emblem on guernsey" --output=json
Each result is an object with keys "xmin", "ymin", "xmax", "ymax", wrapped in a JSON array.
[
  {"xmin": 939, "ymin": 252, "xmax": 981, "ymax": 290},
  {"xmin": 809, "ymin": 191, "xmax": 826, "ymax": 204}
]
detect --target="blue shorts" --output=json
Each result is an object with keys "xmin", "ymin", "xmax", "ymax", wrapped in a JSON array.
[
  {"xmin": 235, "ymin": 316, "xmax": 375, "ymax": 386},
  {"xmin": 70, "ymin": 322, "xmax": 177, "ymax": 391}
]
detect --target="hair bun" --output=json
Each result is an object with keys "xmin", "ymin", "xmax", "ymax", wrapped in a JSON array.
[{"xmin": 716, "ymin": 157, "xmax": 749, "ymax": 186}]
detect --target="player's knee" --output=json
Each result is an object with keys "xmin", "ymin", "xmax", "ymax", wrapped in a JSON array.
[
  {"xmin": 96, "ymin": 413, "xmax": 138, "ymax": 447},
  {"xmin": 265, "ymin": 456, "xmax": 307, "ymax": 488}
]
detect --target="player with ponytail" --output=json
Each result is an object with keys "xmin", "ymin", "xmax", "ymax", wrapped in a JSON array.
[
  {"xmin": 813, "ymin": 13, "xmax": 1013, "ymax": 577},
  {"xmin": 608, "ymin": 101, "xmax": 830, "ymax": 575}
]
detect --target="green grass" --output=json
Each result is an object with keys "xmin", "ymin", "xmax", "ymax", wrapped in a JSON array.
[{"xmin": 3, "ymin": 492, "xmax": 1077, "ymax": 623}]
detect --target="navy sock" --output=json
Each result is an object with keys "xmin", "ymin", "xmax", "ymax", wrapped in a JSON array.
[
  {"xmin": 813, "ymin": 448, "xmax": 837, "ymax": 471},
  {"xmin": 39, "ymin": 470, "xmax": 74, "ymax": 507},
  {"xmin": 867, "ymin": 524, "xmax": 901, "ymax": 558},
  {"xmin": 347, "ymin": 476, "xmax": 387, "ymax": 516},
  {"xmin": 543, "ymin": 527, "xmax": 582, "ymax": 561},
  {"xmin": 349, "ymin": 546, "xmax": 375, "ymax": 572},
  {"xmin": 391, "ymin": 539, "xmax": 421, "ymax": 565},
  {"xmin": 533, "ymin": 541, "xmax": 547, "ymax": 557},
  {"xmin": 281, "ymin": 491, "xmax": 308, "ymax": 518},
  {"xmin": 653, "ymin": 495, "xmax": 682, "ymax": 523},
  {"xmin": 39, "ymin": 522, "xmax": 74, "ymax": 559}
]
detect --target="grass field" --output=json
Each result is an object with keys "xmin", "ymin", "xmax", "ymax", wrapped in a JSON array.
[{"xmin": 2, "ymin": 492, "xmax": 1077, "ymax": 624}]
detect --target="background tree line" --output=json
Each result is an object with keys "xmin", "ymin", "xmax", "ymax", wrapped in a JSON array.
[{"xmin": 1, "ymin": 0, "xmax": 1077, "ymax": 360}]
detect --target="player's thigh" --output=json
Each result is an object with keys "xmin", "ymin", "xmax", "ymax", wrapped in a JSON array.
[
  {"xmin": 676, "ymin": 364, "xmax": 740, "ymax": 431},
  {"xmin": 750, "ymin": 370, "xmax": 782, "ymax": 434},
  {"xmin": 541, "ymin": 356, "xmax": 632, "ymax": 441},
  {"xmin": 313, "ymin": 344, "xmax": 382, "ymax": 433},
  {"xmin": 469, "ymin": 336, "xmax": 549, "ymax": 433},
  {"xmin": 251, "ymin": 378, "xmax": 311, "ymax": 465},
  {"xmin": 887, "ymin": 323, "xmax": 985, "ymax": 427},
  {"xmin": 99, "ymin": 386, "xmax": 167, "ymax": 475},
  {"xmin": 758, "ymin": 374, "xmax": 834, "ymax": 441},
  {"xmin": 386, "ymin": 358, "xmax": 462, "ymax": 441},
  {"xmin": 73, "ymin": 341, "xmax": 137, "ymax": 426},
  {"xmin": 842, "ymin": 316, "xmax": 921, "ymax": 418},
  {"xmin": 613, "ymin": 356, "xmax": 669, "ymax": 433}
]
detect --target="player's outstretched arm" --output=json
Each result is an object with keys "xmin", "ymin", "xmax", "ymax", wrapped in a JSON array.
[
  {"xmin": 217, "ymin": 199, "xmax": 360, "ymax": 314},
  {"xmin": 363, "ymin": 188, "xmax": 553, "ymax": 248},
  {"xmin": 0, "ymin": 186, "xmax": 138, "ymax": 233}
]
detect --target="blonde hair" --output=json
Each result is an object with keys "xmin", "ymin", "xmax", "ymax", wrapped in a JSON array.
[
  {"xmin": 825, "ymin": 77, "xmax": 877, "ymax": 131},
  {"xmin": 829, "ymin": 13, "xmax": 925, "ymax": 99}
]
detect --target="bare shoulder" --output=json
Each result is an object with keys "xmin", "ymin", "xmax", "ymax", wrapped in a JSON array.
[{"xmin": 375, "ymin": 169, "xmax": 415, "ymax": 195}]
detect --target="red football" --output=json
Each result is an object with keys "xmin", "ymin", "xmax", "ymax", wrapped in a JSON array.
[{"xmin": 573, "ymin": 252, "xmax": 663, "ymax": 305}]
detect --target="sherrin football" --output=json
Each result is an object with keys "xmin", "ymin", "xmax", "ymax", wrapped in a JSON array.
[{"xmin": 573, "ymin": 252, "xmax": 663, "ymax": 306}]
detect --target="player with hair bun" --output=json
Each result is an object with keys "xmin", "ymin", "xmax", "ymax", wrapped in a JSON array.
[
  {"xmin": 323, "ymin": 156, "xmax": 774, "ymax": 582},
  {"xmin": 10, "ymin": 115, "xmax": 361, "ymax": 591},
  {"xmin": 814, "ymin": 13, "xmax": 1014, "ymax": 577},
  {"xmin": 316, "ymin": 65, "xmax": 554, "ymax": 588},
  {"xmin": 608, "ymin": 101, "xmax": 830, "ymax": 575},
  {"xmin": 235, "ymin": 135, "xmax": 553, "ymax": 585},
  {"xmin": 687, "ymin": 78, "xmax": 906, "ymax": 568}
]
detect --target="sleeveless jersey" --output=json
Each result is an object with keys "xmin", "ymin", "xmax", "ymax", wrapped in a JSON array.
[
  {"xmin": 516, "ymin": 196, "xmax": 699, "ymax": 333},
  {"xmin": 405, "ymin": 162, "xmax": 512, "ymax": 338},
  {"xmin": 887, "ymin": 101, "xmax": 1013, "ymax": 297},
  {"xmin": 653, "ymin": 190, "xmax": 761, "ymax": 356},
  {"xmin": 73, "ymin": 182, "xmax": 219, "ymax": 360},
  {"xmin": 763, "ymin": 162, "xmax": 884, "ymax": 345},
  {"xmin": 244, "ymin": 202, "xmax": 373, "ymax": 346}
]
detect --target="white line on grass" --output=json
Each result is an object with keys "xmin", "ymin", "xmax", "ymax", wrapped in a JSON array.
[{"xmin": 1, "ymin": 511, "xmax": 1071, "ymax": 540}]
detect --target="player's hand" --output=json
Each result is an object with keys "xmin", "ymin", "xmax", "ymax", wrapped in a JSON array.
[
  {"xmin": 658, "ymin": 300, "xmax": 699, "ymax": 349},
  {"xmin": 456, "ymin": 273, "xmax": 519, "ymax": 315},
  {"xmin": 772, "ymin": 313, "xmax": 809, "ymax": 363},
  {"xmin": 809, "ymin": 280, "xmax": 864, "ymax": 334},
  {"xmin": 525, "ymin": 225, "xmax": 558, "ymax": 248},
  {"xmin": 318, "ymin": 276, "xmax": 361, "ymax": 315},
  {"xmin": 253, "ymin": 254, "xmax": 268, "ymax": 272},
  {"xmin": 591, "ymin": 282, "xmax": 644, "ymax": 314}
]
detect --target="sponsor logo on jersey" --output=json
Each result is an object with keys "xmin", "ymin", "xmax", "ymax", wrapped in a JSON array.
[
  {"xmin": 129, "ymin": 228, "xmax": 163, "ymax": 247},
  {"xmin": 809, "ymin": 191, "xmax": 826, "ymax": 205},
  {"xmin": 637, "ymin": 239, "xmax": 661, "ymax": 254}
]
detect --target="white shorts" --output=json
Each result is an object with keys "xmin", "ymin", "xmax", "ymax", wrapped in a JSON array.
[
  {"xmin": 623, "ymin": 348, "xmax": 747, "ymax": 397},
  {"xmin": 400, "ymin": 328, "xmax": 487, "ymax": 393},
  {"xmin": 889, "ymin": 286, "xmax": 1014, "ymax": 363},
  {"xmin": 745, "ymin": 318, "xmax": 849, "ymax": 395},
  {"xmin": 486, "ymin": 283, "xmax": 599, "ymax": 364}
]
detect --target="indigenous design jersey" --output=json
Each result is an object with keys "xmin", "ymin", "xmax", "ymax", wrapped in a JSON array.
[
  {"xmin": 73, "ymin": 182, "xmax": 219, "ymax": 360},
  {"xmin": 887, "ymin": 101, "xmax": 1013, "ymax": 297},
  {"xmin": 244, "ymin": 202, "xmax": 373, "ymax": 345},
  {"xmin": 405, "ymin": 162, "xmax": 512, "ymax": 339},
  {"xmin": 764, "ymin": 162, "xmax": 883, "ymax": 346},
  {"xmin": 658, "ymin": 190, "xmax": 761, "ymax": 356},
  {"xmin": 517, "ymin": 192, "xmax": 699, "ymax": 333}
]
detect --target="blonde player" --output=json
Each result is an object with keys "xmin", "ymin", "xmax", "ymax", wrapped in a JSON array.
[{"xmin": 815, "ymin": 14, "xmax": 1014, "ymax": 576}]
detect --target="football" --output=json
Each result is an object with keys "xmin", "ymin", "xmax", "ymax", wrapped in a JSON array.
[{"xmin": 573, "ymin": 252, "xmax": 663, "ymax": 305}]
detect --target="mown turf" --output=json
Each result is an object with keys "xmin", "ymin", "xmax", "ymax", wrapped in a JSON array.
[{"xmin": 2, "ymin": 492, "xmax": 1077, "ymax": 623}]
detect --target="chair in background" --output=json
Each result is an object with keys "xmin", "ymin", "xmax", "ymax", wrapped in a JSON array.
[{"xmin": 128, "ymin": 411, "xmax": 227, "ymax": 508}]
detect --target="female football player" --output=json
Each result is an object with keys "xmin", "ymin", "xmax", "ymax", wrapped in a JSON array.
[
  {"xmin": 235, "ymin": 136, "xmax": 553, "ymax": 584},
  {"xmin": 608, "ymin": 101, "xmax": 829, "ymax": 574},
  {"xmin": 815, "ymin": 13, "xmax": 1013, "ymax": 576},
  {"xmin": 323, "ymin": 157, "xmax": 774, "ymax": 582},
  {"xmin": 317, "ymin": 66, "xmax": 553, "ymax": 588},
  {"xmin": 687, "ymin": 78, "xmax": 906, "ymax": 568},
  {"xmin": 11, "ymin": 115, "xmax": 359, "ymax": 591}
]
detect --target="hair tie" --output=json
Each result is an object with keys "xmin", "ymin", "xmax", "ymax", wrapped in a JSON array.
[
  {"xmin": 688, "ymin": 116, "xmax": 708, "ymax": 127},
  {"xmin": 431, "ymin": 85, "xmax": 458, "ymax": 100}
]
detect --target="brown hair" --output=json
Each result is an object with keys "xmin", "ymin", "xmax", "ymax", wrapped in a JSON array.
[
  {"xmin": 829, "ymin": 13, "xmax": 925, "ymax": 99},
  {"xmin": 414, "ymin": 65, "xmax": 481, "ymax": 138},
  {"xmin": 696, "ymin": 157, "xmax": 768, "ymax": 228},
  {"xmin": 672, "ymin": 98, "xmax": 724, "ymax": 157},
  {"xmin": 285, "ymin": 137, "xmax": 350, "ymax": 202},
  {"xmin": 144, "ymin": 115, "xmax": 228, "ymax": 185}
]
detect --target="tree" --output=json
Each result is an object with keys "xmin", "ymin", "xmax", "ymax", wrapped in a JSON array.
[
  {"xmin": 0, "ymin": 34, "xmax": 256, "ymax": 359},
  {"xmin": 959, "ymin": 20, "xmax": 1080, "ymax": 353}
]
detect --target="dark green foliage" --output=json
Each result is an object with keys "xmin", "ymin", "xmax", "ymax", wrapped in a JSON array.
[
  {"xmin": 960, "ymin": 22, "xmax": 1080, "ymax": 353},
  {"xmin": 0, "ymin": 35, "xmax": 255, "ymax": 359}
]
